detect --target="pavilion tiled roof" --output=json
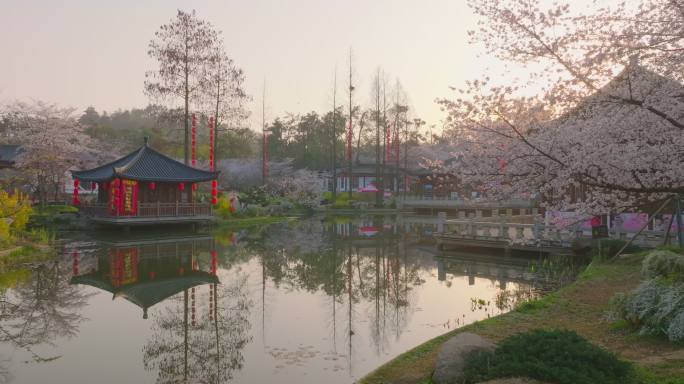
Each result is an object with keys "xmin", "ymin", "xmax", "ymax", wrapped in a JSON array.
[{"xmin": 71, "ymin": 140, "xmax": 219, "ymax": 183}]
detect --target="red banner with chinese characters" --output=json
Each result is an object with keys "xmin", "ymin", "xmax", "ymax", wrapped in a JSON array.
[
  {"xmin": 109, "ymin": 247, "xmax": 139, "ymax": 288},
  {"xmin": 121, "ymin": 179, "xmax": 138, "ymax": 216}
]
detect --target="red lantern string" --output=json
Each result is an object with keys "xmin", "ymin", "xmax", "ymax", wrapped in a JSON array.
[
  {"xmin": 209, "ymin": 116, "xmax": 218, "ymax": 205},
  {"xmin": 72, "ymin": 179, "xmax": 79, "ymax": 205},
  {"xmin": 210, "ymin": 250, "xmax": 217, "ymax": 275},
  {"xmin": 72, "ymin": 250, "xmax": 79, "ymax": 275},
  {"xmin": 191, "ymin": 287, "xmax": 196, "ymax": 327},
  {"xmin": 209, "ymin": 117, "xmax": 214, "ymax": 171},
  {"xmin": 211, "ymin": 179, "xmax": 218, "ymax": 204},
  {"xmin": 209, "ymin": 285, "xmax": 214, "ymax": 322}
]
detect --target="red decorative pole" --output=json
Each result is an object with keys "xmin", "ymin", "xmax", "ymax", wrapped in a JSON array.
[
  {"xmin": 191, "ymin": 114, "xmax": 197, "ymax": 167},
  {"xmin": 385, "ymin": 122, "xmax": 391, "ymax": 163},
  {"xmin": 209, "ymin": 117, "xmax": 218, "ymax": 205},
  {"xmin": 393, "ymin": 125, "xmax": 400, "ymax": 165},
  {"xmin": 209, "ymin": 117, "xmax": 214, "ymax": 171},
  {"xmin": 72, "ymin": 179, "xmax": 79, "ymax": 205}
]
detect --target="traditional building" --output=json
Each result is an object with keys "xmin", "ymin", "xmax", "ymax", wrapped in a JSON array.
[
  {"xmin": 0, "ymin": 144, "xmax": 20, "ymax": 169},
  {"xmin": 332, "ymin": 162, "xmax": 412, "ymax": 194},
  {"xmin": 72, "ymin": 138, "xmax": 218, "ymax": 225}
]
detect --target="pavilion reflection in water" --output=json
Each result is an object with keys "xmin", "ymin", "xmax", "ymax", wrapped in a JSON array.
[
  {"xmin": 70, "ymin": 235, "xmax": 219, "ymax": 319},
  {"xmin": 68, "ymin": 234, "xmax": 248, "ymax": 384}
]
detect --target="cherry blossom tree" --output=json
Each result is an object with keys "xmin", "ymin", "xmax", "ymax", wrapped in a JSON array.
[
  {"xmin": 437, "ymin": 0, "xmax": 684, "ymax": 213},
  {"xmin": 2, "ymin": 101, "xmax": 105, "ymax": 205},
  {"xmin": 268, "ymin": 168, "xmax": 326, "ymax": 208}
]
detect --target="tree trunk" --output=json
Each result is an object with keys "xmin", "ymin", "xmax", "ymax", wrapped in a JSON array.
[
  {"xmin": 183, "ymin": 44, "xmax": 190, "ymax": 166},
  {"xmin": 214, "ymin": 60, "xmax": 221, "ymax": 162}
]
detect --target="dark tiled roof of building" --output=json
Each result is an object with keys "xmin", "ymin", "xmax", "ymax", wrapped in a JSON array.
[{"xmin": 72, "ymin": 141, "xmax": 219, "ymax": 182}]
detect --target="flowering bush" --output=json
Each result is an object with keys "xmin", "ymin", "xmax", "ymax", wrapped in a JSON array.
[
  {"xmin": 613, "ymin": 249, "xmax": 684, "ymax": 342},
  {"xmin": 0, "ymin": 190, "xmax": 32, "ymax": 245}
]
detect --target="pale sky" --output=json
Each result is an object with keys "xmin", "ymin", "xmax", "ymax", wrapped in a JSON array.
[{"xmin": 1, "ymin": 0, "xmax": 502, "ymax": 130}]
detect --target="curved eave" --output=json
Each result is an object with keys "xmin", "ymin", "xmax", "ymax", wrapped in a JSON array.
[
  {"xmin": 112, "ymin": 170, "xmax": 220, "ymax": 183},
  {"xmin": 71, "ymin": 170, "xmax": 220, "ymax": 183},
  {"xmin": 70, "ymin": 168, "xmax": 116, "ymax": 183},
  {"xmin": 114, "ymin": 274, "xmax": 220, "ymax": 310}
]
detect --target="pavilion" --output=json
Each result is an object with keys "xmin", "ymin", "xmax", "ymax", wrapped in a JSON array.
[
  {"xmin": 71, "ymin": 138, "xmax": 218, "ymax": 225},
  {"xmin": 69, "ymin": 234, "xmax": 219, "ymax": 319}
]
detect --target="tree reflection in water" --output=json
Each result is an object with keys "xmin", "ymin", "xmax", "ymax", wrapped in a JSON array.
[
  {"xmin": 250, "ymin": 216, "xmax": 424, "ymax": 374},
  {"xmin": 0, "ymin": 260, "xmax": 91, "ymax": 383},
  {"xmin": 142, "ymin": 275, "xmax": 252, "ymax": 384}
]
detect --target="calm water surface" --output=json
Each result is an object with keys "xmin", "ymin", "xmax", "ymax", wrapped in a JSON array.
[{"xmin": 0, "ymin": 216, "xmax": 566, "ymax": 384}]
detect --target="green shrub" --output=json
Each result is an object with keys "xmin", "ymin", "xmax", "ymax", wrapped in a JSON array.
[
  {"xmin": 462, "ymin": 329, "xmax": 633, "ymax": 384},
  {"xmin": 332, "ymin": 198, "xmax": 352, "ymax": 209},
  {"xmin": 597, "ymin": 239, "xmax": 643, "ymax": 258}
]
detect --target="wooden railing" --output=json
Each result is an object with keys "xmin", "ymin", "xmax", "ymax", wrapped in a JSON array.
[{"xmin": 80, "ymin": 202, "xmax": 212, "ymax": 218}]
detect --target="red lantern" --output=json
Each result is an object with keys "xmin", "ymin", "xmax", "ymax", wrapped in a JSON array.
[
  {"xmin": 211, "ymin": 188, "xmax": 217, "ymax": 196},
  {"xmin": 91, "ymin": 182, "xmax": 97, "ymax": 190},
  {"xmin": 178, "ymin": 182, "xmax": 185, "ymax": 191},
  {"xmin": 211, "ymin": 180, "xmax": 217, "ymax": 188},
  {"xmin": 211, "ymin": 197, "xmax": 217, "ymax": 205},
  {"xmin": 192, "ymin": 183, "xmax": 197, "ymax": 191},
  {"xmin": 148, "ymin": 182, "xmax": 156, "ymax": 190}
]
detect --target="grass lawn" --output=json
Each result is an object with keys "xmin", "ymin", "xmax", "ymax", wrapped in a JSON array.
[{"xmin": 360, "ymin": 254, "xmax": 684, "ymax": 384}]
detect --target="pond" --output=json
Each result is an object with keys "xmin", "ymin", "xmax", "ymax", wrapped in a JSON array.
[{"xmin": 0, "ymin": 215, "xmax": 577, "ymax": 384}]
